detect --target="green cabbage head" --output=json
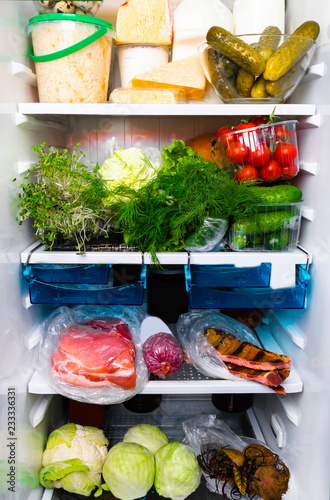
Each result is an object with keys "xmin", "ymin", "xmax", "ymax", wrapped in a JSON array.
[
  {"xmin": 123, "ymin": 424, "xmax": 169, "ymax": 455},
  {"xmin": 39, "ymin": 423, "xmax": 109, "ymax": 497},
  {"xmin": 102, "ymin": 441, "xmax": 155, "ymax": 500},
  {"xmin": 154, "ymin": 442, "xmax": 201, "ymax": 500}
]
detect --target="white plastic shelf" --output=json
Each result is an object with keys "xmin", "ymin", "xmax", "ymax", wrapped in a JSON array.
[
  {"xmin": 28, "ymin": 328, "xmax": 302, "ymax": 396},
  {"xmin": 21, "ymin": 242, "xmax": 311, "ymax": 290},
  {"xmin": 17, "ymin": 102, "xmax": 316, "ymax": 118}
]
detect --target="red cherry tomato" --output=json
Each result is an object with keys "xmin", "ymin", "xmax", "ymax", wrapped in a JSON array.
[
  {"xmin": 274, "ymin": 124, "xmax": 291, "ymax": 142},
  {"xmin": 248, "ymin": 144, "xmax": 271, "ymax": 168},
  {"xmin": 236, "ymin": 165, "xmax": 259, "ymax": 183},
  {"xmin": 274, "ymin": 142, "xmax": 298, "ymax": 167},
  {"xmin": 259, "ymin": 160, "xmax": 283, "ymax": 181},
  {"xmin": 226, "ymin": 141, "xmax": 250, "ymax": 164},
  {"xmin": 251, "ymin": 115, "xmax": 270, "ymax": 126},
  {"xmin": 235, "ymin": 123, "xmax": 259, "ymax": 150},
  {"xmin": 216, "ymin": 126, "xmax": 235, "ymax": 149},
  {"xmin": 282, "ymin": 163, "xmax": 298, "ymax": 179},
  {"xmin": 235, "ymin": 122, "xmax": 256, "ymax": 137}
]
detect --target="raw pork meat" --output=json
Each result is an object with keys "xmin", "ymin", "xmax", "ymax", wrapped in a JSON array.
[{"xmin": 52, "ymin": 318, "xmax": 136, "ymax": 389}]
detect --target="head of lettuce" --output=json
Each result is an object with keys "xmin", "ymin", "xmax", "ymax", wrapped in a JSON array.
[
  {"xmin": 99, "ymin": 148, "xmax": 162, "ymax": 206},
  {"xmin": 155, "ymin": 442, "xmax": 201, "ymax": 500},
  {"xmin": 102, "ymin": 441, "xmax": 155, "ymax": 500},
  {"xmin": 38, "ymin": 423, "xmax": 109, "ymax": 497}
]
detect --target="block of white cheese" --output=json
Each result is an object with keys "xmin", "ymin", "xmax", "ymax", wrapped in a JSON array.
[
  {"xmin": 116, "ymin": 0, "xmax": 172, "ymax": 45},
  {"xmin": 110, "ymin": 88, "xmax": 187, "ymax": 104},
  {"xmin": 130, "ymin": 55, "xmax": 206, "ymax": 99}
]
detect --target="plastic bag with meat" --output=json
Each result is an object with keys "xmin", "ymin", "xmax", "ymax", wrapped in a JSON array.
[
  {"xmin": 36, "ymin": 305, "xmax": 149, "ymax": 405},
  {"xmin": 176, "ymin": 310, "xmax": 291, "ymax": 394}
]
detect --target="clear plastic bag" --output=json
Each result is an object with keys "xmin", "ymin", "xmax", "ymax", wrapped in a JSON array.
[
  {"xmin": 36, "ymin": 305, "xmax": 149, "ymax": 404},
  {"xmin": 183, "ymin": 414, "xmax": 296, "ymax": 499},
  {"xmin": 104, "ymin": 137, "xmax": 164, "ymax": 167},
  {"xmin": 184, "ymin": 217, "xmax": 228, "ymax": 252},
  {"xmin": 176, "ymin": 310, "xmax": 261, "ymax": 381}
]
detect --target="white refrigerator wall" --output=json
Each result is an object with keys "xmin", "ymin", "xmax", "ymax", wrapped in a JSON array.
[
  {"xmin": 0, "ymin": 1, "xmax": 330, "ymax": 500},
  {"xmin": 0, "ymin": 3, "xmax": 68, "ymax": 500}
]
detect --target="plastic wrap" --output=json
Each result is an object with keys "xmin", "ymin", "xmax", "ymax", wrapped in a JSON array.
[
  {"xmin": 36, "ymin": 305, "xmax": 149, "ymax": 404},
  {"xmin": 110, "ymin": 88, "xmax": 187, "ymax": 104},
  {"xmin": 176, "ymin": 310, "xmax": 261, "ymax": 381},
  {"xmin": 143, "ymin": 332, "xmax": 183, "ymax": 378},
  {"xmin": 183, "ymin": 415, "xmax": 296, "ymax": 499},
  {"xmin": 184, "ymin": 217, "xmax": 228, "ymax": 252},
  {"xmin": 116, "ymin": 0, "xmax": 172, "ymax": 45}
]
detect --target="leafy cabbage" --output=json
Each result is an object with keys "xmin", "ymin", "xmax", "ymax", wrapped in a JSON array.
[
  {"xmin": 102, "ymin": 441, "xmax": 154, "ymax": 500},
  {"xmin": 123, "ymin": 424, "xmax": 169, "ymax": 455},
  {"xmin": 39, "ymin": 423, "xmax": 109, "ymax": 497},
  {"xmin": 154, "ymin": 442, "xmax": 201, "ymax": 500},
  {"xmin": 99, "ymin": 147, "xmax": 162, "ymax": 206}
]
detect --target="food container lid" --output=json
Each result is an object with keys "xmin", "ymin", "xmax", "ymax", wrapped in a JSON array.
[{"xmin": 28, "ymin": 13, "xmax": 115, "ymax": 35}]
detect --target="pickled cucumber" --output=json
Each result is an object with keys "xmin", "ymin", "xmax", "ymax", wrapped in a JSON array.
[
  {"xmin": 265, "ymin": 60, "xmax": 302, "ymax": 97},
  {"xmin": 263, "ymin": 20, "xmax": 320, "ymax": 81},
  {"xmin": 255, "ymin": 26, "xmax": 282, "ymax": 62},
  {"xmin": 251, "ymin": 75, "xmax": 269, "ymax": 99},
  {"xmin": 236, "ymin": 68, "xmax": 255, "ymax": 98},
  {"xmin": 207, "ymin": 26, "xmax": 266, "ymax": 76},
  {"xmin": 206, "ymin": 46, "xmax": 239, "ymax": 100}
]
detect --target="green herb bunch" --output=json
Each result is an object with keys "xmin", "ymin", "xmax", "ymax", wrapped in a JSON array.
[
  {"xmin": 108, "ymin": 140, "xmax": 260, "ymax": 262},
  {"xmin": 17, "ymin": 143, "xmax": 112, "ymax": 253}
]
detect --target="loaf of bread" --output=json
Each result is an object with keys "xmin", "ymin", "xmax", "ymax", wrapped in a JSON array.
[{"xmin": 116, "ymin": 0, "xmax": 173, "ymax": 45}]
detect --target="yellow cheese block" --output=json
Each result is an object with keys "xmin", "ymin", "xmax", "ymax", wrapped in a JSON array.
[
  {"xmin": 131, "ymin": 56, "xmax": 206, "ymax": 100},
  {"xmin": 110, "ymin": 88, "xmax": 187, "ymax": 104},
  {"xmin": 116, "ymin": 0, "xmax": 172, "ymax": 45}
]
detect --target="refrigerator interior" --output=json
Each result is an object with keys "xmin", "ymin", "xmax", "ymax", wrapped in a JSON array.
[{"xmin": 1, "ymin": 1, "xmax": 330, "ymax": 499}]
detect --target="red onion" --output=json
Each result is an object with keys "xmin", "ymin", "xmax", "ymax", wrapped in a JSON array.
[{"xmin": 143, "ymin": 332, "xmax": 183, "ymax": 379}]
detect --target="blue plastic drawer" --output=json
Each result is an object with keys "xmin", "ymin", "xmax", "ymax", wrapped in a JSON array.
[
  {"xmin": 27, "ymin": 277, "xmax": 144, "ymax": 306},
  {"xmin": 26, "ymin": 264, "xmax": 110, "ymax": 284},
  {"xmin": 188, "ymin": 266, "xmax": 309, "ymax": 310},
  {"xmin": 190, "ymin": 263, "xmax": 271, "ymax": 288}
]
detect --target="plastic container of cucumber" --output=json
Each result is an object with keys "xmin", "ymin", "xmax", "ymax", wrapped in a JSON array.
[{"xmin": 228, "ymin": 201, "xmax": 303, "ymax": 251}]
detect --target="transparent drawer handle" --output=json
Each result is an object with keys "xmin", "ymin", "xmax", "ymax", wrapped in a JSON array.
[{"xmin": 270, "ymin": 413, "xmax": 287, "ymax": 448}]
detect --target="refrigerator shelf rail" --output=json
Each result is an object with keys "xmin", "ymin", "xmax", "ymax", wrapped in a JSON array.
[
  {"xmin": 17, "ymin": 101, "xmax": 316, "ymax": 118},
  {"xmin": 28, "ymin": 325, "xmax": 303, "ymax": 396}
]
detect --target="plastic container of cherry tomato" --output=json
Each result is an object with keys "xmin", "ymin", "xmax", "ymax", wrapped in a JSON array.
[
  {"xmin": 228, "ymin": 201, "xmax": 303, "ymax": 252},
  {"xmin": 217, "ymin": 120, "xmax": 299, "ymax": 183}
]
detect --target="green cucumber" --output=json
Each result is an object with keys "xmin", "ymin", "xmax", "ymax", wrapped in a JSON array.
[
  {"xmin": 247, "ymin": 184, "xmax": 302, "ymax": 204},
  {"xmin": 265, "ymin": 230, "xmax": 290, "ymax": 250},
  {"xmin": 232, "ymin": 211, "xmax": 297, "ymax": 235}
]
